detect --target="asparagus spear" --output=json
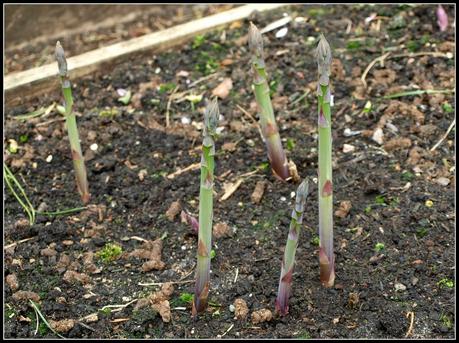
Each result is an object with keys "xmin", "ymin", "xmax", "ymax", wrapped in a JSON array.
[
  {"xmin": 315, "ymin": 34, "xmax": 335, "ymax": 287},
  {"xmin": 248, "ymin": 22, "xmax": 290, "ymax": 181},
  {"xmin": 55, "ymin": 41, "xmax": 90, "ymax": 204},
  {"xmin": 276, "ymin": 179, "xmax": 309, "ymax": 315},
  {"xmin": 192, "ymin": 98, "xmax": 219, "ymax": 317}
]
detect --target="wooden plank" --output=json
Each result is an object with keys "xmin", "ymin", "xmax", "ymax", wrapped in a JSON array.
[{"xmin": 5, "ymin": 4, "xmax": 286, "ymax": 106}]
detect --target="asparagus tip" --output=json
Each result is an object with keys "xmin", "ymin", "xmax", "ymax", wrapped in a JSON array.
[
  {"xmin": 203, "ymin": 97, "xmax": 219, "ymax": 138},
  {"xmin": 55, "ymin": 41, "xmax": 67, "ymax": 76},
  {"xmin": 248, "ymin": 21, "xmax": 263, "ymax": 57},
  {"xmin": 315, "ymin": 33, "xmax": 332, "ymax": 86}
]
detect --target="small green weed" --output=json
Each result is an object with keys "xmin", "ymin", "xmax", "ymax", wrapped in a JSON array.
[{"xmin": 97, "ymin": 243, "xmax": 123, "ymax": 263}]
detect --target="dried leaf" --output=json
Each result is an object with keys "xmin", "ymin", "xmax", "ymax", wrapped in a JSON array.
[
  {"xmin": 212, "ymin": 78, "xmax": 233, "ymax": 99},
  {"xmin": 251, "ymin": 309, "xmax": 273, "ymax": 324},
  {"xmin": 335, "ymin": 200, "xmax": 352, "ymax": 218},
  {"xmin": 213, "ymin": 222, "xmax": 232, "ymax": 239},
  {"xmin": 234, "ymin": 298, "xmax": 249, "ymax": 320},
  {"xmin": 49, "ymin": 319, "xmax": 75, "ymax": 333},
  {"xmin": 63, "ymin": 271, "xmax": 90, "ymax": 285},
  {"xmin": 251, "ymin": 181, "xmax": 266, "ymax": 204},
  {"xmin": 6, "ymin": 274, "xmax": 19, "ymax": 291},
  {"xmin": 166, "ymin": 201, "xmax": 181, "ymax": 221},
  {"xmin": 220, "ymin": 179, "xmax": 243, "ymax": 201},
  {"xmin": 12, "ymin": 290, "xmax": 40, "ymax": 302}
]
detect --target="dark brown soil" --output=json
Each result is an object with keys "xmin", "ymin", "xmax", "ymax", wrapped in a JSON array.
[{"xmin": 4, "ymin": 4, "xmax": 455, "ymax": 339}]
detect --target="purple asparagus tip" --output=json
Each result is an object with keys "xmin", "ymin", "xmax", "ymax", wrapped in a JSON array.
[
  {"xmin": 181, "ymin": 210, "xmax": 199, "ymax": 234},
  {"xmin": 437, "ymin": 5, "xmax": 448, "ymax": 32}
]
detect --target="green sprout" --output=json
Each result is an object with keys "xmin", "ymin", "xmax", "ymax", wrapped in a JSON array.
[
  {"xmin": 316, "ymin": 34, "xmax": 335, "ymax": 288},
  {"xmin": 195, "ymin": 51, "xmax": 219, "ymax": 75},
  {"xmin": 311, "ymin": 235, "xmax": 320, "ymax": 246},
  {"xmin": 159, "ymin": 82, "xmax": 177, "ymax": 94},
  {"xmin": 55, "ymin": 41, "xmax": 90, "ymax": 204},
  {"xmin": 96, "ymin": 243, "xmax": 123, "ymax": 263},
  {"xmin": 248, "ymin": 22, "xmax": 290, "ymax": 181},
  {"xmin": 117, "ymin": 90, "xmax": 132, "ymax": 105},
  {"xmin": 286, "ymin": 138, "xmax": 296, "ymax": 151},
  {"xmin": 276, "ymin": 179, "xmax": 309, "ymax": 315},
  {"xmin": 440, "ymin": 314, "xmax": 453, "ymax": 329},
  {"xmin": 437, "ymin": 278, "xmax": 454, "ymax": 289},
  {"xmin": 19, "ymin": 134, "xmax": 29, "ymax": 143},
  {"xmin": 7, "ymin": 139, "xmax": 18, "ymax": 154},
  {"xmin": 346, "ymin": 40, "xmax": 361, "ymax": 50},
  {"xmin": 179, "ymin": 292, "xmax": 194, "ymax": 304},
  {"xmin": 192, "ymin": 35, "xmax": 206, "ymax": 49},
  {"xmin": 193, "ymin": 98, "xmax": 220, "ymax": 317},
  {"xmin": 401, "ymin": 171, "xmax": 415, "ymax": 182},
  {"xmin": 185, "ymin": 94, "xmax": 203, "ymax": 112},
  {"xmin": 210, "ymin": 249, "xmax": 216, "ymax": 259},
  {"xmin": 442, "ymin": 102, "xmax": 454, "ymax": 113},
  {"xmin": 416, "ymin": 227, "xmax": 428, "ymax": 238},
  {"xmin": 375, "ymin": 242, "xmax": 385, "ymax": 252},
  {"xmin": 375, "ymin": 195, "xmax": 386, "ymax": 205}
]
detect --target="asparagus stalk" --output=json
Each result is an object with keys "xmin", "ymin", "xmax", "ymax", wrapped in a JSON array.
[
  {"xmin": 315, "ymin": 34, "xmax": 335, "ymax": 287},
  {"xmin": 276, "ymin": 179, "xmax": 309, "ymax": 315},
  {"xmin": 192, "ymin": 98, "xmax": 219, "ymax": 317},
  {"xmin": 55, "ymin": 41, "xmax": 90, "ymax": 204},
  {"xmin": 248, "ymin": 22, "xmax": 290, "ymax": 181}
]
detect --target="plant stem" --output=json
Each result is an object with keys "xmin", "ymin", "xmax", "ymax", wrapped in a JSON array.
[
  {"xmin": 55, "ymin": 41, "xmax": 90, "ymax": 204},
  {"xmin": 316, "ymin": 34, "xmax": 335, "ymax": 287},
  {"xmin": 249, "ymin": 22, "xmax": 290, "ymax": 181},
  {"xmin": 193, "ymin": 98, "xmax": 219, "ymax": 317},
  {"xmin": 276, "ymin": 179, "xmax": 309, "ymax": 315}
]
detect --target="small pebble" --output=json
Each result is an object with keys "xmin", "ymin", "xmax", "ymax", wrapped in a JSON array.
[
  {"xmin": 275, "ymin": 27, "xmax": 288, "ymax": 38},
  {"xmin": 394, "ymin": 283, "xmax": 407, "ymax": 291},
  {"xmin": 280, "ymin": 196, "xmax": 286, "ymax": 202},
  {"xmin": 229, "ymin": 304, "xmax": 235, "ymax": 312},
  {"xmin": 46, "ymin": 155, "xmax": 53, "ymax": 163},
  {"xmin": 90, "ymin": 143, "xmax": 98, "ymax": 151},
  {"xmin": 436, "ymin": 177, "xmax": 450, "ymax": 186},
  {"xmin": 343, "ymin": 144, "xmax": 355, "ymax": 153},
  {"xmin": 181, "ymin": 117, "xmax": 191, "ymax": 124}
]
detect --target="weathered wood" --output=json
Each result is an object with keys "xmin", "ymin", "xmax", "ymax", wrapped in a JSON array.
[{"xmin": 5, "ymin": 4, "xmax": 286, "ymax": 106}]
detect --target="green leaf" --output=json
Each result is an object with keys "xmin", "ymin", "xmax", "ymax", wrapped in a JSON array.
[
  {"xmin": 375, "ymin": 242, "xmax": 385, "ymax": 252},
  {"xmin": 286, "ymin": 138, "xmax": 296, "ymax": 151},
  {"xmin": 363, "ymin": 100, "xmax": 372, "ymax": 113},
  {"xmin": 192, "ymin": 35, "xmax": 206, "ymax": 49},
  {"xmin": 346, "ymin": 40, "xmax": 361, "ymax": 50},
  {"xmin": 442, "ymin": 102, "xmax": 454, "ymax": 113},
  {"xmin": 159, "ymin": 83, "xmax": 176, "ymax": 94},
  {"xmin": 118, "ymin": 90, "xmax": 132, "ymax": 105},
  {"xmin": 179, "ymin": 292, "xmax": 194, "ymax": 304},
  {"xmin": 374, "ymin": 195, "xmax": 386, "ymax": 205},
  {"xmin": 401, "ymin": 171, "xmax": 414, "ymax": 182}
]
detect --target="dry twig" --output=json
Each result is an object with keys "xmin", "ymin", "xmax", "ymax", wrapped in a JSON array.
[
  {"xmin": 430, "ymin": 118, "xmax": 455, "ymax": 152},
  {"xmin": 361, "ymin": 52, "xmax": 391, "ymax": 88}
]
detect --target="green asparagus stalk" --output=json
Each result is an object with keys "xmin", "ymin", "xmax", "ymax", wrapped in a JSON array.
[
  {"xmin": 55, "ymin": 41, "xmax": 90, "ymax": 204},
  {"xmin": 192, "ymin": 98, "xmax": 219, "ymax": 317},
  {"xmin": 248, "ymin": 22, "xmax": 290, "ymax": 181},
  {"xmin": 276, "ymin": 179, "xmax": 309, "ymax": 315},
  {"xmin": 315, "ymin": 34, "xmax": 335, "ymax": 287}
]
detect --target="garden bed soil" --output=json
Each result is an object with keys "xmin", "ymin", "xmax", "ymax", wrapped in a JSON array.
[{"xmin": 4, "ymin": 4, "xmax": 455, "ymax": 339}]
